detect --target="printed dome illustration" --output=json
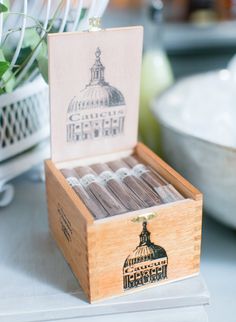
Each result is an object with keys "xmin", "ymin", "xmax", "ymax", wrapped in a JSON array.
[
  {"xmin": 124, "ymin": 221, "xmax": 167, "ymax": 268},
  {"xmin": 66, "ymin": 47, "xmax": 126, "ymax": 142},
  {"xmin": 67, "ymin": 47, "xmax": 125, "ymax": 113},
  {"xmin": 123, "ymin": 221, "xmax": 168, "ymax": 291}
]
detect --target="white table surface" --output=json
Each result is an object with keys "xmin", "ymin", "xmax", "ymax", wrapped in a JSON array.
[
  {"xmin": 201, "ymin": 209, "xmax": 236, "ymax": 321},
  {"xmin": 0, "ymin": 174, "xmax": 235, "ymax": 322}
]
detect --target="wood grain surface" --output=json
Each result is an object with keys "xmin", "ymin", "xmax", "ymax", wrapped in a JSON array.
[{"xmin": 45, "ymin": 143, "xmax": 203, "ymax": 302}]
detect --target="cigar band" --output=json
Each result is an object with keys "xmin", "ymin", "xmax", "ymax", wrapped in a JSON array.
[
  {"xmin": 66, "ymin": 176, "xmax": 81, "ymax": 187},
  {"xmin": 132, "ymin": 164, "xmax": 148, "ymax": 177},
  {"xmin": 80, "ymin": 174, "xmax": 97, "ymax": 187},
  {"xmin": 116, "ymin": 167, "xmax": 131, "ymax": 180},
  {"xmin": 99, "ymin": 171, "xmax": 114, "ymax": 184}
]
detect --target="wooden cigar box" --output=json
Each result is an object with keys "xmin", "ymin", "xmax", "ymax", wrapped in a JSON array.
[{"xmin": 45, "ymin": 25, "xmax": 203, "ymax": 303}]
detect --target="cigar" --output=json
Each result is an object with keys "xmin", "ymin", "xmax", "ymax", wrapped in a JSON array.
[
  {"xmin": 108, "ymin": 160, "xmax": 162, "ymax": 207},
  {"xmin": 75, "ymin": 166, "xmax": 127, "ymax": 216},
  {"xmin": 91, "ymin": 163, "xmax": 146, "ymax": 211},
  {"xmin": 60, "ymin": 168, "xmax": 108, "ymax": 219},
  {"xmin": 123, "ymin": 156, "xmax": 184, "ymax": 203}
]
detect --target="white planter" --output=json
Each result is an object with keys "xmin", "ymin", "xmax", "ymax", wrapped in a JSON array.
[{"xmin": 0, "ymin": 76, "xmax": 49, "ymax": 162}]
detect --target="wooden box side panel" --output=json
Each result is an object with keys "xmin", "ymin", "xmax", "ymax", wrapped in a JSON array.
[
  {"xmin": 87, "ymin": 199, "xmax": 202, "ymax": 302},
  {"xmin": 45, "ymin": 160, "xmax": 91, "ymax": 299},
  {"xmin": 135, "ymin": 142, "xmax": 202, "ymax": 201}
]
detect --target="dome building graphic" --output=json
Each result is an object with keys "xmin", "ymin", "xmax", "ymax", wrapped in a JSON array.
[
  {"xmin": 123, "ymin": 221, "xmax": 168, "ymax": 290},
  {"xmin": 66, "ymin": 47, "xmax": 126, "ymax": 142}
]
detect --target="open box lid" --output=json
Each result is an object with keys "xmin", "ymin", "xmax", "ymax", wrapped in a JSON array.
[{"xmin": 48, "ymin": 26, "xmax": 143, "ymax": 164}]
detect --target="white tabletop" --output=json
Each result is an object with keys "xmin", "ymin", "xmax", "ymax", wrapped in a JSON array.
[{"xmin": 201, "ymin": 212, "xmax": 236, "ymax": 321}]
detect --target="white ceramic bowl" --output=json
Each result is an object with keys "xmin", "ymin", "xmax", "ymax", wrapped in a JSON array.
[{"xmin": 152, "ymin": 70, "xmax": 236, "ymax": 229}]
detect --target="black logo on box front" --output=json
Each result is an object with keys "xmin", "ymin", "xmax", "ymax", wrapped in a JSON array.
[{"xmin": 123, "ymin": 221, "xmax": 168, "ymax": 290}]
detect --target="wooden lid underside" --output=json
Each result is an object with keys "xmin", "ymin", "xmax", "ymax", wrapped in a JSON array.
[{"xmin": 48, "ymin": 26, "xmax": 143, "ymax": 163}]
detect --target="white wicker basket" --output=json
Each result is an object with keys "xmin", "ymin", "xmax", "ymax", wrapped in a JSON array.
[{"xmin": 0, "ymin": 76, "xmax": 49, "ymax": 162}]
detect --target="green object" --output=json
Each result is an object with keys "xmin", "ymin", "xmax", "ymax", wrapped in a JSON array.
[
  {"xmin": 0, "ymin": 48, "xmax": 15, "ymax": 93},
  {"xmin": 0, "ymin": 61, "xmax": 10, "ymax": 78},
  {"xmin": 140, "ymin": 50, "xmax": 173, "ymax": 153},
  {"xmin": 38, "ymin": 55, "xmax": 48, "ymax": 83},
  {"xmin": 139, "ymin": 0, "xmax": 174, "ymax": 154},
  {"xmin": 0, "ymin": 3, "xmax": 8, "ymax": 13},
  {"xmin": 23, "ymin": 28, "xmax": 48, "ymax": 82},
  {"xmin": 0, "ymin": 3, "xmax": 88, "ymax": 93}
]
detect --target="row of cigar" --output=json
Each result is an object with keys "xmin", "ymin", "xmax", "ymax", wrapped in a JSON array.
[{"xmin": 60, "ymin": 156, "xmax": 184, "ymax": 219}]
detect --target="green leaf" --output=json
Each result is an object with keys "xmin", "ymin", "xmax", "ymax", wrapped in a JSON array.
[
  {"xmin": 23, "ymin": 29, "xmax": 41, "ymax": 49},
  {"xmin": 23, "ymin": 28, "xmax": 47, "ymax": 59},
  {"xmin": 0, "ymin": 48, "xmax": 15, "ymax": 93},
  {"xmin": 22, "ymin": 28, "xmax": 48, "ymax": 83},
  {"xmin": 0, "ymin": 3, "xmax": 8, "ymax": 13},
  {"xmin": 3, "ymin": 69, "xmax": 15, "ymax": 93},
  {"xmin": 15, "ymin": 46, "xmax": 32, "ymax": 66},
  {"xmin": 36, "ymin": 39, "xmax": 48, "ymax": 83},
  {"xmin": 38, "ymin": 39, "xmax": 47, "ymax": 58},
  {"xmin": 38, "ymin": 55, "xmax": 48, "ymax": 83},
  {"xmin": 0, "ymin": 61, "xmax": 10, "ymax": 78}
]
